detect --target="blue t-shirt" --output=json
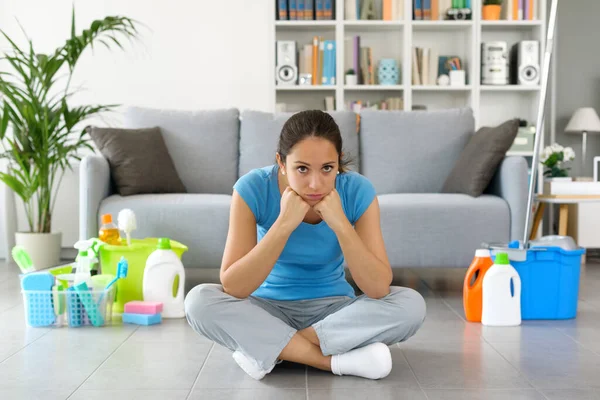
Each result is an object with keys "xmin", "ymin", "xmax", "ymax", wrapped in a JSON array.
[{"xmin": 232, "ymin": 164, "xmax": 376, "ymax": 301}]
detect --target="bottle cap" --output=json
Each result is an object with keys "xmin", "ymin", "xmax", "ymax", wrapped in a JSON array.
[
  {"xmin": 157, "ymin": 238, "xmax": 171, "ymax": 250},
  {"xmin": 495, "ymin": 252, "xmax": 510, "ymax": 265},
  {"xmin": 475, "ymin": 249, "xmax": 491, "ymax": 258},
  {"xmin": 101, "ymin": 214, "xmax": 113, "ymax": 224}
]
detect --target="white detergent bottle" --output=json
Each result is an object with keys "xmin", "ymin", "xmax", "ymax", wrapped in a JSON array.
[
  {"xmin": 482, "ymin": 252, "xmax": 522, "ymax": 326},
  {"xmin": 143, "ymin": 238, "xmax": 185, "ymax": 318}
]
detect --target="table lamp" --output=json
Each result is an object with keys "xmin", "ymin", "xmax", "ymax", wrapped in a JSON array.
[{"xmin": 565, "ymin": 107, "xmax": 600, "ymax": 178}]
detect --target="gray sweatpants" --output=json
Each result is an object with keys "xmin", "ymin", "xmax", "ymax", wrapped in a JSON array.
[{"xmin": 184, "ymin": 284, "xmax": 426, "ymax": 371}]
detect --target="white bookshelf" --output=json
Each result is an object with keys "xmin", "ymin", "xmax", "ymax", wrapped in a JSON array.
[{"xmin": 271, "ymin": 0, "xmax": 549, "ymax": 192}]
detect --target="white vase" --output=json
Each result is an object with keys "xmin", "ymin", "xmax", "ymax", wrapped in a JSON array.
[
  {"xmin": 345, "ymin": 74, "xmax": 358, "ymax": 86},
  {"xmin": 15, "ymin": 232, "xmax": 62, "ymax": 271}
]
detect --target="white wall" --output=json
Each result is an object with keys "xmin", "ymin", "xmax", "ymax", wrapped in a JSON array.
[{"xmin": 0, "ymin": 0, "xmax": 273, "ymax": 256}]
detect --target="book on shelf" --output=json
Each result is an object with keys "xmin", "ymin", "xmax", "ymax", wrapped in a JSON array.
[
  {"xmin": 501, "ymin": 0, "xmax": 538, "ymax": 21},
  {"xmin": 325, "ymin": 96, "xmax": 335, "ymax": 111},
  {"xmin": 277, "ymin": 0, "xmax": 335, "ymax": 21},
  {"xmin": 345, "ymin": 0, "xmax": 404, "ymax": 20},
  {"xmin": 412, "ymin": 46, "xmax": 448, "ymax": 86}
]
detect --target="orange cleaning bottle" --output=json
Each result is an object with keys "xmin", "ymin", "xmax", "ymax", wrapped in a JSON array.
[
  {"xmin": 98, "ymin": 213, "xmax": 121, "ymax": 245},
  {"xmin": 463, "ymin": 249, "xmax": 494, "ymax": 322}
]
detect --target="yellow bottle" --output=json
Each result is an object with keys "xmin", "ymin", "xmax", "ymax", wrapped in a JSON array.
[{"xmin": 99, "ymin": 214, "xmax": 121, "ymax": 245}]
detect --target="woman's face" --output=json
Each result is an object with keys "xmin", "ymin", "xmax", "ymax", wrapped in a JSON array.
[{"xmin": 278, "ymin": 137, "xmax": 339, "ymax": 206}]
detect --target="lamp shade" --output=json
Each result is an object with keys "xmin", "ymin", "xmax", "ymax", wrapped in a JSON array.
[{"xmin": 565, "ymin": 107, "xmax": 600, "ymax": 134}]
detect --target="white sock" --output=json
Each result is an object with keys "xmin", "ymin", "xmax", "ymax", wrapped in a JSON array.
[
  {"xmin": 232, "ymin": 351, "xmax": 276, "ymax": 380},
  {"xmin": 330, "ymin": 342, "xmax": 392, "ymax": 380}
]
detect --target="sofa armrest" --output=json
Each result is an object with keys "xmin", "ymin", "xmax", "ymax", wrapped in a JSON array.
[
  {"xmin": 485, "ymin": 156, "xmax": 529, "ymax": 242},
  {"xmin": 79, "ymin": 155, "xmax": 112, "ymax": 241}
]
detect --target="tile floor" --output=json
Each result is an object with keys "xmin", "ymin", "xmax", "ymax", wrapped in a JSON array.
[{"xmin": 1, "ymin": 259, "xmax": 600, "ymax": 400}]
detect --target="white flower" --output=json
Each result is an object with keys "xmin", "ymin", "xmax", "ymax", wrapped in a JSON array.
[
  {"xmin": 540, "ymin": 146, "xmax": 552, "ymax": 163},
  {"xmin": 563, "ymin": 147, "xmax": 576, "ymax": 161},
  {"xmin": 551, "ymin": 142, "xmax": 564, "ymax": 153}
]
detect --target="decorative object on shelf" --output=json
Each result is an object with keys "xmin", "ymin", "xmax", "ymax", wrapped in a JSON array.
[
  {"xmin": 377, "ymin": 59, "xmax": 400, "ymax": 85},
  {"xmin": 540, "ymin": 143, "xmax": 576, "ymax": 179},
  {"xmin": 482, "ymin": 0, "xmax": 503, "ymax": 20},
  {"xmin": 447, "ymin": 6, "xmax": 472, "ymax": 20},
  {"xmin": 450, "ymin": 70, "xmax": 466, "ymax": 86},
  {"xmin": 0, "ymin": 8, "xmax": 139, "ymax": 270},
  {"xmin": 565, "ymin": 107, "xmax": 600, "ymax": 178},
  {"xmin": 360, "ymin": 0, "xmax": 377, "ymax": 20},
  {"xmin": 299, "ymin": 73, "xmax": 312, "ymax": 86},
  {"xmin": 481, "ymin": 42, "xmax": 508, "ymax": 85},
  {"xmin": 437, "ymin": 74, "xmax": 450, "ymax": 86},
  {"xmin": 345, "ymin": 69, "xmax": 358, "ymax": 86}
]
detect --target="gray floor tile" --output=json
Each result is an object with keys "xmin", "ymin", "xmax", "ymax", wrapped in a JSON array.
[
  {"xmin": 0, "ymin": 304, "xmax": 51, "ymax": 343},
  {"xmin": 308, "ymin": 388, "xmax": 427, "ymax": 400},
  {"xmin": 80, "ymin": 339, "xmax": 212, "ymax": 390},
  {"xmin": 402, "ymin": 340, "xmax": 533, "ymax": 389},
  {"xmin": 489, "ymin": 339, "xmax": 600, "ymax": 389},
  {"xmin": 188, "ymin": 388, "xmax": 307, "ymax": 400},
  {"xmin": 0, "ymin": 341, "xmax": 30, "ymax": 363},
  {"xmin": 307, "ymin": 345, "xmax": 420, "ymax": 389},
  {"xmin": 68, "ymin": 389, "xmax": 190, "ymax": 400},
  {"xmin": 481, "ymin": 320, "xmax": 574, "ymax": 345},
  {"xmin": 424, "ymin": 389, "xmax": 547, "ymax": 400},
  {"xmin": 0, "ymin": 389, "xmax": 72, "ymax": 400},
  {"xmin": 194, "ymin": 345, "xmax": 307, "ymax": 389},
  {"xmin": 0, "ymin": 334, "xmax": 121, "ymax": 390},
  {"xmin": 541, "ymin": 388, "xmax": 600, "ymax": 400}
]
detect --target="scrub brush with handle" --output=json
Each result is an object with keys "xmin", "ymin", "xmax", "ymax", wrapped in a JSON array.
[
  {"xmin": 11, "ymin": 246, "xmax": 35, "ymax": 274},
  {"xmin": 118, "ymin": 209, "xmax": 137, "ymax": 246}
]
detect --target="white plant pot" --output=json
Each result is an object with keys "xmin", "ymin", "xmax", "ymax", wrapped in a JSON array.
[
  {"xmin": 15, "ymin": 232, "xmax": 62, "ymax": 271},
  {"xmin": 345, "ymin": 74, "xmax": 358, "ymax": 85},
  {"xmin": 545, "ymin": 177, "xmax": 573, "ymax": 182}
]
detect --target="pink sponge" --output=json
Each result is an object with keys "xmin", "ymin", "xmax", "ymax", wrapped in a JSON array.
[{"xmin": 124, "ymin": 301, "xmax": 163, "ymax": 315}]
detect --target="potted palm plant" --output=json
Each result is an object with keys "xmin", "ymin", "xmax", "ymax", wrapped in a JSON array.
[
  {"xmin": 483, "ymin": 0, "xmax": 503, "ymax": 20},
  {"xmin": 0, "ymin": 9, "xmax": 139, "ymax": 269}
]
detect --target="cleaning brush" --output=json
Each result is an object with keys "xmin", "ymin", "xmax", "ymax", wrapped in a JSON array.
[{"xmin": 118, "ymin": 208, "xmax": 137, "ymax": 246}]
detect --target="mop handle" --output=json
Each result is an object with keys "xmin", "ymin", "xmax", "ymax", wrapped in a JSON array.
[{"xmin": 523, "ymin": 0, "xmax": 559, "ymax": 247}]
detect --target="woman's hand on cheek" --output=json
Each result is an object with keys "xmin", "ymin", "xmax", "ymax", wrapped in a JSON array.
[{"xmin": 312, "ymin": 189, "xmax": 349, "ymax": 233}]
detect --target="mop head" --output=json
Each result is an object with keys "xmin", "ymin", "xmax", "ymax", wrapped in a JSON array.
[{"xmin": 118, "ymin": 208, "xmax": 137, "ymax": 246}]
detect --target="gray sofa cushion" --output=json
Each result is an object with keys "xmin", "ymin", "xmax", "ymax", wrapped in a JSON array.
[
  {"xmin": 239, "ymin": 110, "xmax": 360, "ymax": 176},
  {"xmin": 442, "ymin": 119, "xmax": 520, "ymax": 197},
  {"xmin": 89, "ymin": 126, "xmax": 187, "ymax": 196},
  {"xmin": 378, "ymin": 193, "xmax": 509, "ymax": 267},
  {"xmin": 360, "ymin": 108, "xmax": 475, "ymax": 194},
  {"xmin": 99, "ymin": 193, "xmax": 231, "ymax": 269},
  {"xmin": 123, "ymin": 106, "xmax": 239, "ymax": 195}
]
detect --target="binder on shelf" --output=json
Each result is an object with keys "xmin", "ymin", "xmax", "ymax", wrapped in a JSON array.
[
  {"xmin": 423, "ymin": 0, "xmax": 432, "ymax": 20},
  {"xmin": 277, "ymin": 0, "xmax": 288, "ymax": 20},
  {"xmin": 305, "ymin": 0, "xmax": 314, "ymax": 20},
  {"xmin": 316, "ymin": 0, "xmax": 325, "ymax": 20},
  {"xmin": 414, "ymin": 0, "xmax": 423, "ymax": 20},
  {"xmin": 289, "ymin": 0, "xmax": 297, "ymax": 20},
  {"xmin": 324, "ymin": 0, "xmax": 333, "ymax": 19}
]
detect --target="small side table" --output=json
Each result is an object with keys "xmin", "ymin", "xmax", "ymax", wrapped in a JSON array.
[{"xmin": 530, "ymin": 194, "xmax": 600, "ymax": 240}]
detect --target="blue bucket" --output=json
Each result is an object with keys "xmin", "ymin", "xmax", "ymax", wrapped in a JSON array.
[{"xmin": 492, "ymin": 246, "xmax": 585, "ymax": 319}]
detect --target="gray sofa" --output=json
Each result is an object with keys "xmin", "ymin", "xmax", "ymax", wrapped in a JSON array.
[{"xmin": 80, "ymin": 106, "xmax": 528, "ymax": 269}]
